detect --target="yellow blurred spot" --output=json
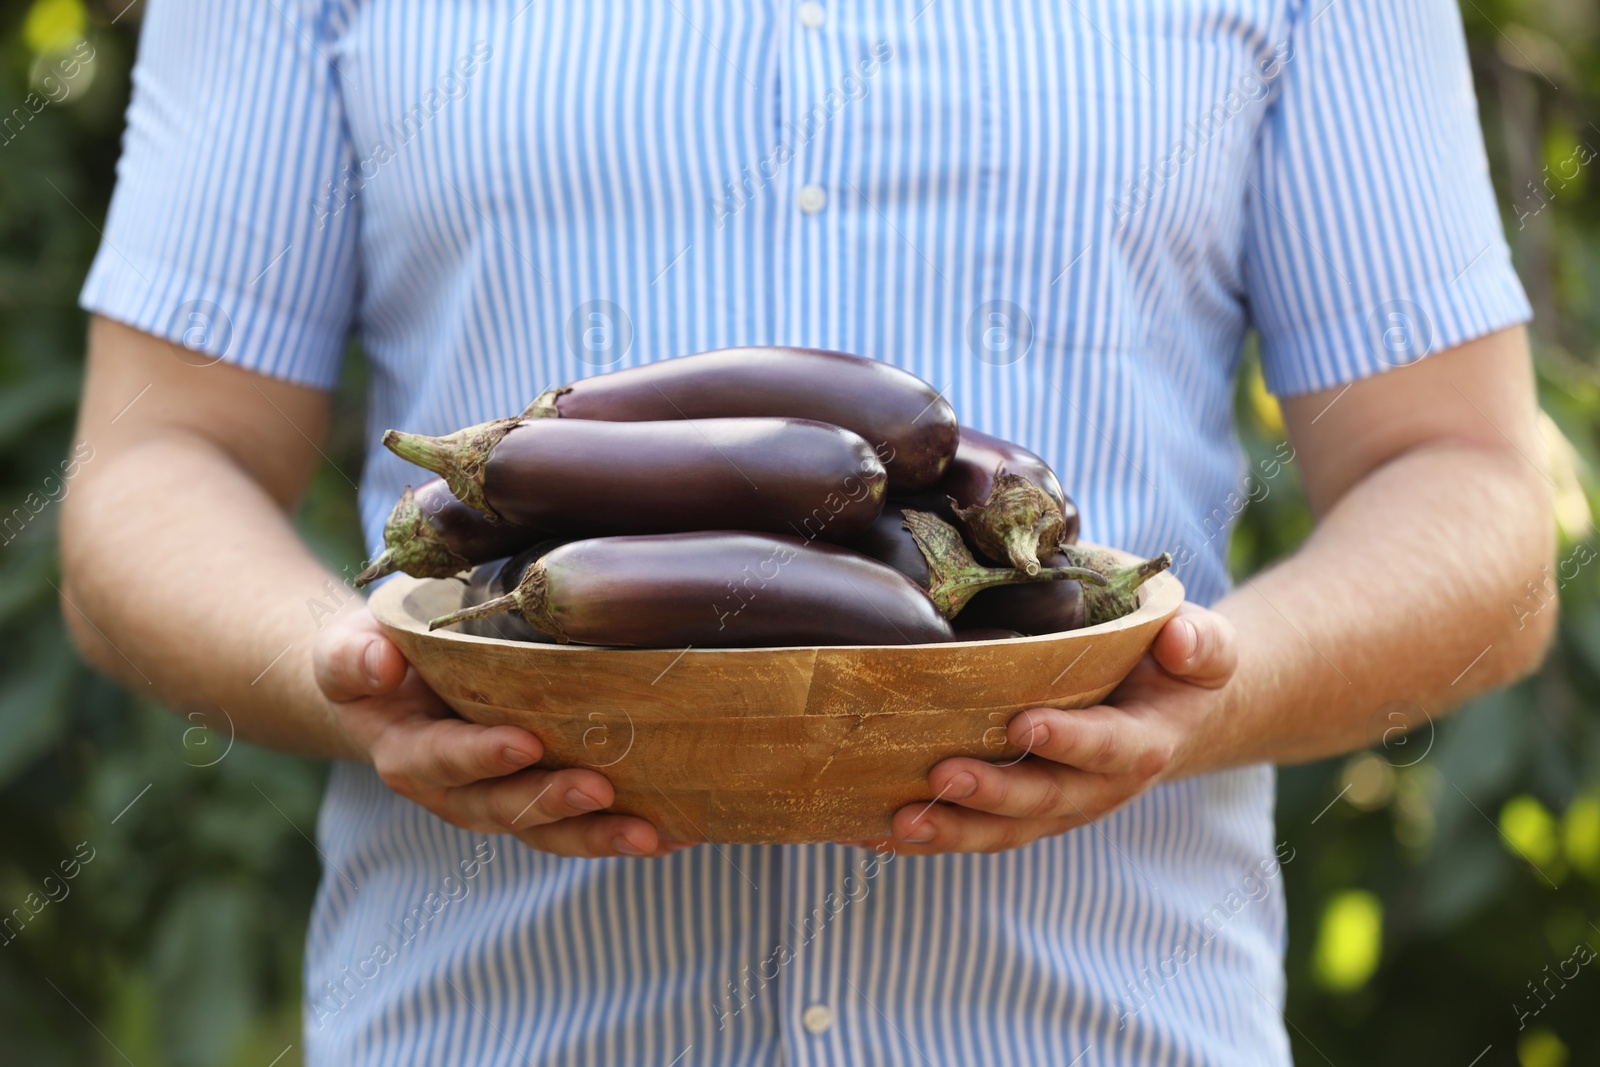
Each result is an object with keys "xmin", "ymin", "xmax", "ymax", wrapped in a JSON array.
[
  {"xmin": 1502, "ymin": 795, "xmax": 1561, "ymax": 869},
  {"xmin": 1519, "ymin": 1028, "xmax": 1569, "ymax": 1067},
  {"xmin": 1392, "ymin": 765, "xmax": 1440, "ymax": 852},
  {"xmin": 1311, "ymin": 890, "xmax": 1382, "ymax": 993},
  {"xmin": 1539, "ymin": 412, "xmax": 1592, "ymax": 542},
  {"xmin": 1339, "ymin": 752, "xmax": 1395, "ymax": 811},
  {"xmin": 1563, "ymin": 794, "xmax": 1600, "ymax": 877},
  {"xmin": 23, "ymin": 0, "xmax": 86, "ymax": 54},
  {"xmin": 1246, "ymin": 361, "xmax": 1285, "ymax": 437}
]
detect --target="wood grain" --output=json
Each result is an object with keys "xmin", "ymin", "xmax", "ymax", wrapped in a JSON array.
[{"xmin": 369, "ymin": 545, "xmax": 1183, "ymax": 843}]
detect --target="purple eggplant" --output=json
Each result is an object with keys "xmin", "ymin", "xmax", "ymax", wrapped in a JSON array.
[
  {"xmin": 846, "ymin": 506, "xmax": 1105, "ymax": 619},
  {"xmin": 428, "ymin": 532, "xmax": 956, "ymax": 647},
  {"xmin": 523, "ymin": 347, "xmax": 959, "ymax": 491},
  {"xmin": 353, "ymin": 481, "xmax": 542, "ymax": 587},
  {"xmin": 938, "ymin": 427, "xmax": 1079, "ymax": 575},
  {"xmin": 383, "ymin": 416, "xmax": 886, "ymax": 543},
  {"xmin": 958, "ymin": 548, "xmax": 1172, "ymax": 634},
  {"xmin": 453, "ymin": 539, "xmax": 573, "ymax": 643},
  {"xmin": 956, "ymin": 627, "xmax": 1026, "ymax": 642}
]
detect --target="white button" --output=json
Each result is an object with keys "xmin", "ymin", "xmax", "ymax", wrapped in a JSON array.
[
  {"xmin": 798, "ymin": 184, "xmax": 828, "ymax": 215},
  {"xmin": 801, "ymin": 1003, "xmax": 834, "ymax": 1034},
  {"xmin": 798, "ymin": 2, "xmax": 826, "ymax": 29}
]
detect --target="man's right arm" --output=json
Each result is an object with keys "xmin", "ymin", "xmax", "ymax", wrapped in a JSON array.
[
  {"xmin": 60, "ymin": 316, "xmax": 676, "ymax": 858},
  {"xmin": 62, "ymin": 315, "xmax": 363, "ymax": 756}
]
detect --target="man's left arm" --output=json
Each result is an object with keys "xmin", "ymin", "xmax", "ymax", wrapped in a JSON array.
[{"xmin": 883, "ymin": 325, "xmax": 1556, "ymax": 853}]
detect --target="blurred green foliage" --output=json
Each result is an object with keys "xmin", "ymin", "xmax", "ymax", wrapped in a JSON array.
[{"xmin": 0, "ymin": 1, "xmax": 1595, "ymax": 1064}]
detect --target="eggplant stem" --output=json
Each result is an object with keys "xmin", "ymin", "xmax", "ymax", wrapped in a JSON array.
[
  {"xmin": 902, "ymin": 509, "xmax": 1107, "ymax": 619},
  {"xmin": 1075, "ymin": 551, "xmax": 1173, "ymax": 626},
  {"xmin": 521, "ymin": 387, "xmax": 569, "ymax": 419},
  {"xmin": 353, "ymin": 484, "xmax": 471, "ymax": 586},
  {"xmin": 382, "ymin": 420, "xmax": 518, "ymax": 521},
  {"xmin": 1039, "ymin": 565, "xmax": 1108, "ymax": 587},
  {"xmin": 429, "ymin": 593, "xmax": 520, "ymax": 632},
  {"xmin": 353, "ymin": 549, "xmax": 399, "ymax": 589},
  {"xmin": 1002, "ymin": 525, "xmax": 1043, "ymax": 575}
]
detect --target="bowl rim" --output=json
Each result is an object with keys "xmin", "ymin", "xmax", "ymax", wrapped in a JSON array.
[{"xmin": 369, "ymin": 542, "xmax": 1184, "ymax": 655}]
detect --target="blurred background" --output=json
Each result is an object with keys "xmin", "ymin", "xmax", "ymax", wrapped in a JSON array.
[{"xmin": 0, "ymin": 1, "xmax": 1596, "ymax": 1063}]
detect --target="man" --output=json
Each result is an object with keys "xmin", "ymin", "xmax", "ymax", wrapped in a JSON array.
[{"xmin": 62, "ymin": 0, "xmax": 1553, "ymax": 1063}]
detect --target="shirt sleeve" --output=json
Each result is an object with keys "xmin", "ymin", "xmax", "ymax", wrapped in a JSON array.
[
  {"xmin": 79, "ymin": 0, "xmax": 360, "ymax": 388},
  {"xmin": 1243, "ymin": 0, "xmax": 1531, "ymax": 397}
]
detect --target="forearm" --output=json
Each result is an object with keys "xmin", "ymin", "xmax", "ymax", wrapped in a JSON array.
[
  {"xmin": 1185, "ymin": 439, "xmax": 1556, "ymax": 773},
  {"xmin": 60, "ymin": 433, "xmax": 365, "ymax": 760}
]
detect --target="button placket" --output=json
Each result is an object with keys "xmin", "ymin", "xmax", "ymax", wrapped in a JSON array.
[{"xmin": 801, "ymin": 1002, "xmax": 834, "ymax": 1034}]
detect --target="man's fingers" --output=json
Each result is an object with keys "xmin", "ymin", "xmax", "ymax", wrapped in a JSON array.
[
  {"xmin": 370, "ymin": 715, "xmax": 545, "ymax": 790},
  {"xmin": 444, "ymin": 767, "xmax": 615, "ymax": 831},
  {"xmin": 929, "ymin": 753, "xmax": 1143, "ymax": 821},
  {"xmin": 515, "ymin": 813, "xmax": 673, "ymax": 858},
  {"xmin": 1005, "ymin": 707, "xmax": 1175, "ymax": 778},
  {"xmin": 1149, "ymin": 604, "xmax": 1236, "ymax": 688},
  {"xmin": 313, "ymin": 612, "xmax": 409, "ymax": 702},
  {"xmin": 888, "ymin": 802, "xmax": 1070, "ymax": 855}
]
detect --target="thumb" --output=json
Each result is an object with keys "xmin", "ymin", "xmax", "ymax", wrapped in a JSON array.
[
  {"xmin": 313, "ymin": 609, "xmax": 409, "ymax": 702},
  {"xmin": 1150, "ymin": 604, "xmax": 1236, "ymax": 689}
]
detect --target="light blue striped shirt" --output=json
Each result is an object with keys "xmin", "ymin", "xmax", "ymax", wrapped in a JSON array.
[{"xmin": 83, "ymin": 1, "xmax": 1528, "ymax": 1063}]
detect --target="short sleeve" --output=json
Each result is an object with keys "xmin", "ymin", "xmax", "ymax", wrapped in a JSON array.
[
  {"xmin": 80, "ymin": 0, "xmax": 360, "ymax": 388},
  {"xmin": 1243, "ymin": 0, "xmax": 1531, "ymax": 397}
]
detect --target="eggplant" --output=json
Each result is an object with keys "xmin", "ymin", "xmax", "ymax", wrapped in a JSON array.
[
  {"xmin": 938, "ymin": 427, "xmax": 1079, "ymax": 575},
  {"xmin": 1061, "ymin": 546, "xmax": 1173, "ymax": 626},
  {"xmin": 523, "ymin": 347, "xmax": 959, "ymax": 491},
  {"xmin": 955, "ymin": 627, "xmax": 1026, "ymax": 642},
  {"xmin": 428, "ymin": 532, "xmax": 956, "ymax": 647},
  {"xmin": 959, "ymin": 548, "xmax": 1172, "ymax": 634},
  {"xmin": 384, "ymin": 416, "xmax": 886, "ymax": 543},
  {"xmin": 846, "ymin": 505, "xmax": 1105, "ymax": 619},
  {"xmin": 453, "ymin": 540, "xmax": 572, "ymax": 642},
  {"xmin": 353, "ymin": 481, "xmax": 542, "ymax": 587},
  {"xmin": 956, "ymin": 552, "xmax": 1087, "ymax": 635}
]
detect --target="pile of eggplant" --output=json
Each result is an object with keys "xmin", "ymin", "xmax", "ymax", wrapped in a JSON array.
[{"xmin": 358, "ymin": 347, "xmax": 1170, "ymax": 648}]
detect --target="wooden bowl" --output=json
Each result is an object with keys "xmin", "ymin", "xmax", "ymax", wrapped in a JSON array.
[{"xmin": 369, "ymin": 546, "xmax": 1183, "ymax": 844}]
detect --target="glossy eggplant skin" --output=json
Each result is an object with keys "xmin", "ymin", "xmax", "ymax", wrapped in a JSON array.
[
  {"xmin": 530, "ymin": 533, "xmax": 954, "ymax": 647},
  {"xmin": 482, "ymin": 417, "xmax": 886, "ymax": 542},
  {"xmin": 455, "ymin": 542, "xmax": 568, "ymax": 643},
  {"xmin": 955, "ymin": 553, "xmax": 1087, "ymax": 636},
  {"xmin": 843, "ymin": 501, "xmax": 930, "ymax": 586},
  {"xmin": 942, "ymin": 427, "xmax": 1078, "ymax": 544},
  {"xmin": 528, "ymin": 348, "xmax": 959, "ymax": 491},
  {"xmin": 353, "ymin": 479, "xmax": 545, "ymax": 587},
  {"xmin": 956, "ymin": 627, "xmax": 1026, "ymax": 642},
  {"xmin": 413, "ymin": 478, "xmax": 536, "ymax": 563}
]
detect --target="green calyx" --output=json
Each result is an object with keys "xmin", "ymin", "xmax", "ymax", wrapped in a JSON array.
[
  {"xmin": 1059, "ymin": 546, "xmax": 1173, "ymax": 626},
  {"xmin": 353, "ymin": 485, "xmax": 470, "ymax": 587},
  {"xmin": 901, "ymin": 509, "xmax": 1106, "ymax": 619},
  {"xmin": 428, "ymin": 559, "xmax": 568, "ymax": 641},
  {"xmin": 381, "ymin": 417, "xmax": 520, "ymax": 521},
  {"xmin": 521, "ymin": 387, "xmax": 570, "ymax": 420},
  {"xmin": 952, "ymin": 469, "xmax": 1066, "ymax": 575}
]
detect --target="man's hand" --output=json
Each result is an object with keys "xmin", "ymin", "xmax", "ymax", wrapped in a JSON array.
[
  {"xmin": 316, "ymin": 609, "xmax": 687, "ymax": 859},
  {"xmin": 867, "ymin": 605, "xmax": 1237, "ymax": 855}
]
